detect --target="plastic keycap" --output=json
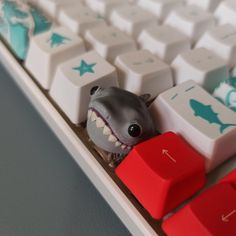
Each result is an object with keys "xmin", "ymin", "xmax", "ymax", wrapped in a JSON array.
[
  {"xmin": 110, "ymin": 5, "xmax": 157, "ymax": 38},
  {"xmin": 85, "ymin": 26, "xmax": 136, "ymax": 63},
  {"xmin": 171, "ymin": 48, "xmax": 229, "ymax": 92},
  {"xmin": 215, "ymin": 0, "xmax": 236, "ymax": 26},
  {"xmin": 138, "ymin": 0, "xmax": 184, "ymax": 21},
  {"xmin": 196, "ymin": 24, "xmax": 236, "ymax": 68},
  {"xmin": 49, "ymin": 51, "xmax": 118, "ymax": 124},
  {"xmin": 165, "ymin": 5, "xmax": 215, "ymax": 44},
  {"xmin": 116, "ymin": 132, "xmax": 206, "ymax": 219},
  {"xmin": 115, "ymin": 50, "xmax": 173, "ymax": 99},
  {"xmin": 25, "ymin": 26, "xmax": 85, "ymax": 90},
  {"xmin": 138, "ymin": 25, "xmax": 191, "ymax": 63},
  {"xmin": 162, "ymin": 169, "xmax": 236, "ymax": 236},
  {"xmin": 58, "ymin": 5, "xmax": 107, "ymax": 36},
  {"xmin": 150, "ymin": 80, "xmax": 236, "ymax": 172}
]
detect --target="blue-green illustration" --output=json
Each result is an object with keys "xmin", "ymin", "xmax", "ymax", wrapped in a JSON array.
[
  {"xmin": 189, "ymin": 99, "xmax": 236, "ymax": 133},
  {"xmin": 48, "ymin": 32, "xmax": 70, "ymax": 48},
  {"xmin": 0, "ymin": 0, "xmax": 51, "ymax": 59},
  {"xmin": 73, "ymin": 60, "xmax": 96, "ymax": 77}
]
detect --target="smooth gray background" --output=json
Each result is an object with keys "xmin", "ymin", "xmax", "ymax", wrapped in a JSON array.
[{"xmin": 0, "ymin": 62, "xmax": 131, "ymax": 236}]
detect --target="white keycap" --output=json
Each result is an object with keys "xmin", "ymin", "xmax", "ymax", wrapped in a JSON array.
[
  {"xmin": 115, "ymin": 50, "xmax": 173, "ymax": 99},
  {"xmin": 171, "ymin": 48, "xmax": 229, "ymax": 92},
  {"xmin": 186, "ymin": 0, "xmax": 222, "ymax": 12},
  {"xmin": 110, "ymin": 5, "xmax": 157, "ymax": 38},
  {"xmin": 138, "ymin": 25, "xmax": 191, "ymax": 63},
  {"xmin": 58, "ymin": 6, "xmax": 107, "ymax": 36},
  {"xmin": 50, "ymin": 51, "xmax": 118, "ymax": 124},
  {"xmin": 85, "ymin": 0, "xmax": 127, "ymax": 18},
  {"xmin": 38, "ymin": 0, "xmax": 81, "ymax": 19},
  {"xmin": 215, "ymin": 0, "xmax": 236, "ymax": 25},
  {"xmin": 165, "ymin": 5, "xmax": 215, "ymax": 44},
  {"xmin": 196, "ymin": 24, "xmax": 236, "ymax": 68},
  {"xmin": 85, "ymin": 26, "xmax": 136, "ymax": 63},
  {"xmin": 25, "ymin": 26, "xmax": 85, "ymax": 90},
  {"xmin": 138, "ymin": 0, "xmax": 184, "ymax": 21},
  {"xmin": 150, "ymin": 80, "xmax": 236, "ymax": 171}
]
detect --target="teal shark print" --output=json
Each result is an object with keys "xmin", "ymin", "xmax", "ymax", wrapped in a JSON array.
[
  {"xmin": 73, "ymin": 60, "xmax": 96, "ymax": 77},
  {"xmin": 0, "ymin": 0, "xmax": 52, "ymax": 59},
  {"xmin": 48, "ymin": 32, "xmax": 70, "ymax": 48},
  {"xmin": 189, "ymin": 99, "xmax": 236, "ymax": 134}
]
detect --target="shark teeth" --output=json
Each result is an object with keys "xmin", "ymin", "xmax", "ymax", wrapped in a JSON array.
[
  {"xmin": 91, "ymin": 111, "xmax": 97, "ymax": 122},
  {"xmin": 96, "ymin": 117, "xmax": 105, "ymax": 128},
  {"xmin": 108, "ymin": 134, "xmax": 117, "ymax": 143},
  {"xmin": 87, "ymin": 110, "xmax": 92, "ymax": 119},
  {"xmin": 115, "ymin": 141, "xmax": 121, "ymax": 147},
  {"xmin": 88, "ymin": 109, "xmax": 132, "ymax": 151},
  {"xmin": 103, "ymin": 125, "xmax": 112, "ymax": 136}
]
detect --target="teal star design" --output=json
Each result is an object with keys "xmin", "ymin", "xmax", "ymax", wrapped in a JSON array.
[{"xmin": 73, "ymin": 60, "xmax": 96, "ymax": 77}]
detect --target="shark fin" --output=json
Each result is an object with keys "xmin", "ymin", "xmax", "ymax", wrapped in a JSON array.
[{"xmin": 220, "ymin": 123, "xmax": 236, "ymax": 133}]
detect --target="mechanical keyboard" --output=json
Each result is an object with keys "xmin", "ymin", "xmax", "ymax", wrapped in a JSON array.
[{"xmin": 0, "ymin": 0, "xmax": 236, "ymax": 235}]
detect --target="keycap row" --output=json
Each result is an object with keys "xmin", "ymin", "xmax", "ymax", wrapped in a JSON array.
[{"xmin": 115, "ymin": 131, "xmax": 236, "ymax": 235}]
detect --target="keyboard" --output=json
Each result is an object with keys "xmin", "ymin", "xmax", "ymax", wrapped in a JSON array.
[{"xmin": 0, "ymin": 0, "xmax": 236, "ymax": 235}]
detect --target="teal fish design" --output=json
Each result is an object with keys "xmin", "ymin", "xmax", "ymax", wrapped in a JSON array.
[
  {"xmin": 189, "ymin": 99, "xmax": 236, "ymax": 134},
  {"xmin": 48, "ymin": 32, "xmax": 70, "ymax": 48}
]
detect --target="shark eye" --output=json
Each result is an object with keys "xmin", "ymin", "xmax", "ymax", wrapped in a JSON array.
[{"xmin": 128, "ymin": 124, "xmax": 142, "ymax": 137}]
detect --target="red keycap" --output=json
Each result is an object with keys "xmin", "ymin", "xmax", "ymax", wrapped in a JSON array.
[
  {"xmin": 162, "ymin": 169, "xmax": 236, "ymax": 236},
  {"xmin": 220, "ymin": 169, "xmax": 236, "ymax": 188},
  {"xmin": 115, "ymin": 132, "xmax": 206, "ymax": 219}
]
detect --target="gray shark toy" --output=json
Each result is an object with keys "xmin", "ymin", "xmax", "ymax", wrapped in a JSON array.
[{"xmin": 87, "ymin": 87, "xmax": 155, "ymax": 156}]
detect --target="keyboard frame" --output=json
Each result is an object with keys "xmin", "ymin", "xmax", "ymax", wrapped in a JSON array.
[
  {"xmin": 1, "ymin": 38, "xmax": 236, "ymax": 236},
  {"xmin": 0, "ymin": 39, "xmax": 161, "ymax": 236}
]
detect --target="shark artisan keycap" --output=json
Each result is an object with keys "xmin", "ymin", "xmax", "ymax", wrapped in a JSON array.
[
  {"xmin": 162, "ymin": 169, "xmax": 236, "ymax": 236},
  {"xmin": 87, "ymin": 87, "xmax": 155, "ymax": 155},
  {"xmin": 150, "ymin": 80, "xmax": 236, "ymax": 172},
  {"xmin": 116, "ymin": 132, "xmax": 206, "ymax": 219}
]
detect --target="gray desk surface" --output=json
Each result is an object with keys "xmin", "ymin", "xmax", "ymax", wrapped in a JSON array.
[{"xmin": 0, "ymin": 62, "xmax": 131, "ymax": 236}]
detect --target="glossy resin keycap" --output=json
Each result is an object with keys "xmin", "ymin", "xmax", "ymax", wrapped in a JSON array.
[
  {"xmin": 162, "ymin": 169, "xmax": 236, "ymax": 236},
  {"xmin": 116, "ymin": 132, "xmax": 206, "ymax": 219}
]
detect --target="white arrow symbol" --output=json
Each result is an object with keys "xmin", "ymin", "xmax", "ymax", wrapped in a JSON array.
[
  {"xmin": 221, "ymin": 210, "xmax": 236, "ymax": 222},
  {"xmin": 162, "ymin": 149, "xmax": 176, "ymax": 163}
]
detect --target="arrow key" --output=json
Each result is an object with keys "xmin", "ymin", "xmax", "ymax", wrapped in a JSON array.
[
  {"xmin": 163, "ymin": 169, "xmax": 236, "ymax": 236},
  {"xmin": 116, "ymin": 132, "xmax": 206, "ymax": 219}
]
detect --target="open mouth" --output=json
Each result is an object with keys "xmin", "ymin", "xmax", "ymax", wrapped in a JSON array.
[{"xmin": 87, "ymin": 108, "xmax": 132, "ymax": 151}]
